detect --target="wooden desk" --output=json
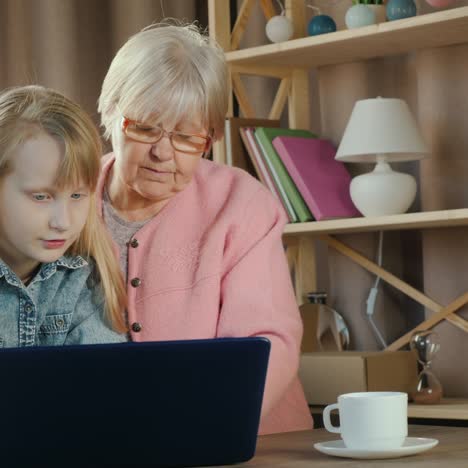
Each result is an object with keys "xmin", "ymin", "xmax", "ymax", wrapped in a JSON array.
[{"xmin": 216, "ymin": 425, "xmax": 468, "ymax": 467}]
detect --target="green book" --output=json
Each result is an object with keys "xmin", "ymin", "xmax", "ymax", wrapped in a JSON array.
[{"xmin": 255, "ymin": 127, "xmax": 317, "ymax": 223}]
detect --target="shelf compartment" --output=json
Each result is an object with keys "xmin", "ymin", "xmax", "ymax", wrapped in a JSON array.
[
  {"xmin": 227, "ymin": 7, "xmax": 468, "ymax": 70},
  {"xmin": 283, "ymin": 208, "xmax": 468, "ymax": 236}
]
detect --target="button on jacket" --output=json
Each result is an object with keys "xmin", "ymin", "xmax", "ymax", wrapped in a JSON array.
[{"xmin": 0, "ymin": 256, "xmax": 127, "ymax": 347}]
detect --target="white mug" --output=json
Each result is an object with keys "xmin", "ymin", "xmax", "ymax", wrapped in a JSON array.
[{"xmin": 323, "ymin": 391, "xmax": 408, "ymax": 450}]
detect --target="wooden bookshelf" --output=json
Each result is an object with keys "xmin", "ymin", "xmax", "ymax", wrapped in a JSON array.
[
  {"xmin": 283, "ymin": 208, "xmax": 468, "ymax": 236},
  {"xmin": 209, "ymin": 0, "xmax": 468, "ymax": 422},
  {"xmin": 227, "ymin": 7, "xmax": 468, "ymax": 71}
]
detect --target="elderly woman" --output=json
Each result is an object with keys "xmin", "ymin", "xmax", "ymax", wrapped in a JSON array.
[{"xmin": 97, "ymin": 22, "xmax": 312, "ymax": 435}]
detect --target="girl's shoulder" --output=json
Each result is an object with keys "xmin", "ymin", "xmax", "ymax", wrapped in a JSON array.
[
  {"xmin": 56, "ymin": 255, "xmax": 90, "ymax": 269},
  {"xmin": 48, "ymin": 255, "xmax": 97, "ymax": 287}
]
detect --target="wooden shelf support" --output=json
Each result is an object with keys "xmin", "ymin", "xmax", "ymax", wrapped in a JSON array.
[
  {"xmin": 295, "ymin": 236, "xmax": 317, "ymax": 305},
  {"xmin": 260, "ymin": 0, "xmax": 276, "ymax": 20},
  {"xmin": 322, "ymin": 235, "xmax": 441, "ymax": 312},
  {"xmin": 269, "ymin": 77, "xmax": 291, "ymax": 120},
  {"xmin": 231, "ymin": 0, "xmax": 256, "ymax": 51},
  {"xmin": 285, "ymin": 0, "xmax": 307, "ymax": 39},
  {"xmin": 387, "ymin": 291, "xmax": 468, "ymax": 350},
  {"xmin": 321, "ymin": 234, "xmax": 468, "ymax": 348},
  {"xmin": 232, "ymin": 72, "xmax": 256, "ymax": 118}
]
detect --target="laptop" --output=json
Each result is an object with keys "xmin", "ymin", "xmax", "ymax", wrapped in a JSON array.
[{"xmin": 0, "ymin": 337, "xmax": 270, "ymax": 467}]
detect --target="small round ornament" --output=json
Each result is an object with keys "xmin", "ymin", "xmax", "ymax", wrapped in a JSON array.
[
  {"xmin": 425, "ymin": 0, "xmax": 455, "ymax": 7},
  {"xmin": 345, "ymin": 4, "xmax": 376, "ymax": 29},
  {"xmin": 265, "ymin": 15, "xmax": 294, "ymax": 43},
  {"xmin": 386, "ymin": 0, "xmax": 417, "ymax": 21},
  {"xmin": 308, "ymin": 14, "xmax": 337, "ymax": 36}
]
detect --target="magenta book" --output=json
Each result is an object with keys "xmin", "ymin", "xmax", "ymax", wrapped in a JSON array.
[{"xmin": 272, "ymin": 136, "xmax": 361, "ymax": 220}]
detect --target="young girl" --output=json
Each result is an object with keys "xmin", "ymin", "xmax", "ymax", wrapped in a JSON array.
[{"xmin": 0, "ymin": 85, "xmax": 128, "ymax": 347}]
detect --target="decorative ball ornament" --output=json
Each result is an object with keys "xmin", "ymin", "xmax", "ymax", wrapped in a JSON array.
[
  {"xmin": 345, "ymin": 4, "xmax": 376, "ymax": 29},
  {"xmin": 265, "ymin": 15, "xmax": 294, "ymax": 43},
  {"xmin": 386, "ymin": 0, "xmax": 417, "ymax": 21},
  {"xmin": 308, "ymin": 14, "xmax": 337, "ymax": 36},
  {"xmin": 425, "ymin": 0, "xmax": 455, "ymax": 7}
]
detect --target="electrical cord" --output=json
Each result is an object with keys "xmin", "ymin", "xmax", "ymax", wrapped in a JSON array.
[
  {"xmin": 365, "ymin": 230, "xmax": 388, "ymax": 348},
  {"xmin": 273, "ymin": 0, "xmax": 285, "ymax": 15}
]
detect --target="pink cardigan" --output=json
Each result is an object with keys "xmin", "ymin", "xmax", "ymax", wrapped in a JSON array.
[{"xmin": 97, "ymin": 155, "xmax": 313, "ymax": 435}]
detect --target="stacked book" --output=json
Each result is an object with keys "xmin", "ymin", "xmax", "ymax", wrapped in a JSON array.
[{"xmin": 224, "ymin": 117, "xmax": 361, "ymax": 223}]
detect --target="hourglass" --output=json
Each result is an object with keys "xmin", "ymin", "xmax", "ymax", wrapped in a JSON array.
[{"xmin": 409, "ymin": 330, "xmax": 443, "ymax": 404}]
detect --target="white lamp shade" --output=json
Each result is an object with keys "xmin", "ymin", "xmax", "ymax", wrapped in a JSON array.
[{"xmin": 335, "ymin": 97, "xmax": 428, "ymax": 163}]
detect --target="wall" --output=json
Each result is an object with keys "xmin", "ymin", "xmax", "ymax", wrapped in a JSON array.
[{"xmin": 0, "ymin": 0, "xmax": 205, "ymax": 131}]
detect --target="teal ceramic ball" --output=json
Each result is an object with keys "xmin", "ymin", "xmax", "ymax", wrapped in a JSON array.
[
  {"xmin": 386, "ymin": 0, "xmax": 417, "ymax": 21},
  {"xmin": 308, "ymin": 15, "xmax": 337, "ymax": 36},
  {"xmin": 345, "ymin": 4, "xmax": 376, "ymax": 29}
]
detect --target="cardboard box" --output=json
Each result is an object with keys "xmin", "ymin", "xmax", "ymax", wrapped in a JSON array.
[
  {"xmin": 299, "ymin": 351, "xmax": 418, "ymax": 405},
  {"xmin": 300, "ymin": 302, "xmax": 347, "ymax": 352}
]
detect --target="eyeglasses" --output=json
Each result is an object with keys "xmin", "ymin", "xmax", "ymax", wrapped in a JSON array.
[{"xmin": 122, "ymin": 116, "xmax": 212, "ymax": 155}]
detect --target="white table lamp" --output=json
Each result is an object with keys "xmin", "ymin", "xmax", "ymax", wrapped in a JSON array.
[{"xmin": 336, "ymin": 97, "xmax": 428, "ymax": 217}]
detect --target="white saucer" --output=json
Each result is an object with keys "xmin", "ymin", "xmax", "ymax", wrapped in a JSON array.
[{"xmin": 314, "ymin": 437, "xmax": 439, "ymax": 460}]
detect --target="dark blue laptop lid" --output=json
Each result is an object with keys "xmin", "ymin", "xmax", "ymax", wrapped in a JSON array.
[{"xmin": 0, "ymin": 337, "xmax": 270, "ymax": 467}]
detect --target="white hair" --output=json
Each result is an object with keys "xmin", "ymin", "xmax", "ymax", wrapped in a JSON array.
[{"xmin": 98, "ymin": 21, "xmax": 228, "ymax": 143}]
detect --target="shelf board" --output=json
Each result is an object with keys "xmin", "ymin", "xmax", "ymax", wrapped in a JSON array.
[
  {"xmin": 283, "ymin": 208, "xmax": 468, "ymax": 236},
  {"xmin": 227, "ymin": 7, "xmax": 468, "ymax": 70},
  {"xmin": 311, "ymin": 398, "xmax": 468, "ymax": 420},
  {"xmin": 408, "ymin": 398, "xmax": 468, "ymax": 420}
]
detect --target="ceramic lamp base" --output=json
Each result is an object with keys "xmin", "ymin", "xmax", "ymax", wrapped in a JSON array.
[{"xmin": 350, "ymin": 161, "xmax": 417, "ymax": 216}]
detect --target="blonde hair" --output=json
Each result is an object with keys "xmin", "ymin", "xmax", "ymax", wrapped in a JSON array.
[
  {"xmin": 0, "ymin": 85, "xmax": 127, "ymax": 333},
  {"xmin": 98, "ymin": 20, "xmax": 228, "ymax": 143}
]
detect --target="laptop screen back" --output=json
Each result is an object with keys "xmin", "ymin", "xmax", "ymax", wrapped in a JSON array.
[{"xmin": 0, "ymin": 337, "xmax": 270, "ymax": 467}]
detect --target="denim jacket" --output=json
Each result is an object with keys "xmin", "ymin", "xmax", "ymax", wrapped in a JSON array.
[{"xmin": 0, "ymin": 255, "xmax": 128, "ymax": 347}]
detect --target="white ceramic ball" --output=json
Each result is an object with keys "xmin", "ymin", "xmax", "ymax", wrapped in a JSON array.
[
  {"xmin": 265, "ymin": 15, "xmax": 293, "ymax": 43},
  {"xmin": 345, "ymin": 4, "xmax": 376, "ymax": 29}
]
